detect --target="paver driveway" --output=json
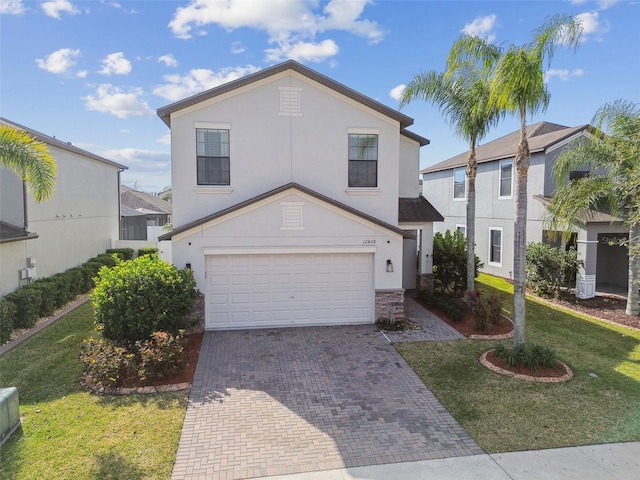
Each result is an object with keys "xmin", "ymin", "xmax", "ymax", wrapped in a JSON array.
[{"xmin": 172, "ymin": 321, "xmax": 482, "ymax": 480}]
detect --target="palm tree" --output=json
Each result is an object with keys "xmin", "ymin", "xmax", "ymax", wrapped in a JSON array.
[
  {"xmin": 0, "ymin": 124, "xmax": 57, "ymax": 203},
  {"xmin": 400, "ymin": 38, "xmax": 502, "ymax": 298},
  {"xmin": 452, "ymin": 14, "xmax": 582, "ymax": 347},
  {"xmin": 546, "ymin": 100, "xmax": 640, "ymax": 316}
]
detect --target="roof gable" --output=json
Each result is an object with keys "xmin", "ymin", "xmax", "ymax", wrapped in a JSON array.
[
  {"xmin": 159, "ymin": 182, "xmax": 415, "ymax": 241},
  {"xmin": 121, "ymin": 186, "xmax": 172, "ymax": 214},
  {"xmin": 157, "ymin": 60, "xmax": 416, "ymax": 130}
]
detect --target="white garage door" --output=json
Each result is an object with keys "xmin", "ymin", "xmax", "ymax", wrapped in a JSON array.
[{"xmin": 205, "ymin": 253, "xmax": 374, "ymax": 329}]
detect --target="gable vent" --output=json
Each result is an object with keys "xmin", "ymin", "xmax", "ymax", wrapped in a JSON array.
[
  {"xmin": 280, "ymin": 202, "xmax": 305, "ymax": 230},
  {"xmin": 278, "ymin": 87, "xmax": 302, "ymax": 116}
]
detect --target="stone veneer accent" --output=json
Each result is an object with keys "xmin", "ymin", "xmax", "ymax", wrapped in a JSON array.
[
  {"xmin": 418, "ymin": 273, "xmax": 435, "ymax": 294},
  {"xmin": 375, "ymin": 289, "xmax": 405, "ymax": 320}
]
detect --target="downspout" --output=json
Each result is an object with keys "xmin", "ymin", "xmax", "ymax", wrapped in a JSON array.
[{"xmin": 22, "ymin": 180, "xmax": 28, "ymax": 230}]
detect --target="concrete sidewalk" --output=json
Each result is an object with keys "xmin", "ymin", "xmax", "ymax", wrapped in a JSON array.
[{"xmin": 253, "ymin": 442, "xmax": 639, "ymax": 480}]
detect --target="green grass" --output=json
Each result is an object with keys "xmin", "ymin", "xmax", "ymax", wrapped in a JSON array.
[
  {"xmin": 0, "ymin": 302, "xmax": 188, "ymax": 480},
  {"xmin": 397, "ymin": 274, "xmax": 640, "ymax": 453}
]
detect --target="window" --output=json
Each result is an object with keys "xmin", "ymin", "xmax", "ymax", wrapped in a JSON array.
[
  {"xmin": 499, "ymin": 160, "xmax": 513, "ymax": 198},
  {"xmin": 453, "ymin": 167, "xmax": 465, "ymax": 200},
  {"xmin": 196, "ymin": 128, "xmax": 230, "ymax": 185},
  {"xmin": 456, "ymin": 224, "xmax": 466, "ymax": 236},
  {"xmin": 348, "ymin": 134, "xmax": 378, "ymax": 187},
  {"xmin": 489, "ymin": 228, "xmax": 502, "ymax": 266},
  {"xmin": 569, "ymin": 170, "xmax": 589, "ymax": 181}
]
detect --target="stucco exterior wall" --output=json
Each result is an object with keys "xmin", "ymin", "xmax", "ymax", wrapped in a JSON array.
[
  {"xmin": 1, "ymin": 145, "xmax": 121, "ymax": 295},
  {"xmin": 399, "ymin": 135, "xmax": 420, "ymax": 197},
  {"xmin": 0, "ymin": 169, "xmax": 24, "ymax": 228},
  {"xmin": 169, "ymin": 71, "xmax": 404, "ymax": 229}
]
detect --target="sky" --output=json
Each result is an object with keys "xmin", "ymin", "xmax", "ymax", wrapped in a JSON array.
[{"xmin": 1, "ymin": 0, "xmax": 638, "ymax": 193}]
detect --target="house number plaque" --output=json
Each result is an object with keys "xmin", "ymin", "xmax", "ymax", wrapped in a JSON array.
[{"xmin": 362, "ymin": 239, "xmax": 376, "ymax": 245}]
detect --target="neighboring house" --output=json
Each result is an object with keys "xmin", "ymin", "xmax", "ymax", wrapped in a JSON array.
[
  {"xmin": 120, "ymin": 185, "xmax": 172, "ymax": 240},
  {"xmin": 0, "ymin": 118, "xmax": 127, "ymax": 296},
  {"xmin": 422, "ymin": 122, "xmax": 628, "ymax": 299},
  {"xmin": 158, "ymin": 60, "xmax": 442, "ymax": 330}
]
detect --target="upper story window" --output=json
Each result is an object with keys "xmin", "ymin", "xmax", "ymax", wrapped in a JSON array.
[
  {"xmin": 453, "ymin": 167, "xmax": 465, "ymax": 200},
  {"xmin": 196, "ymin": 128, "xmax": 230, "ymax": 185},
  {"xmin": 499, "ymin": 160, "xmax": 513, "ymax": 198},
  {"xmin": 348, "ymin": 133, "xmax": 378, "ymax": 187}
]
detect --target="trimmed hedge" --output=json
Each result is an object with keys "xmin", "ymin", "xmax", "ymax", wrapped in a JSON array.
[
  {"xmin": 105, "ymin": 248, "xmax": 134, "ymax": 261},
  {"xmin": 0, "ymin": 299, "xmax": 17, "ymax": 344},
  {"xmin": 137, "ymin": 247, "xmax": 158, "ymax": 257},
  {"xmin": 5, "ymin": 288, "xmax": 41, "ymax": 329}
]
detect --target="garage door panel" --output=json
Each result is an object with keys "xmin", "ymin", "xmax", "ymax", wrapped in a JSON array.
[{"xmin": 205, "ymin": 253, "xmax": 374, "ymax": 329}]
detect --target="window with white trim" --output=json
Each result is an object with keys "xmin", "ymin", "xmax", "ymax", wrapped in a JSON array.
[
  {"xmin": 348, "ymin": 133, "xmax": 378, "ymax": 187},
  {"xmin": 499, "ymin": 160, "xmax": 513, "ymax": 198},
  {"xmin": 196, "ymin": 128, "xmax": 230, "ymax": 185},
  {"xmin": 453, "ymin": 167, "xmax": 465, "ymax": 200},
  {"xmin": 456, "ymin": 224, "xmax": 466, "ymax": 236},
  {"xmin": 489, "ymin": 227, "xmax": 503, "ymax": 266}
]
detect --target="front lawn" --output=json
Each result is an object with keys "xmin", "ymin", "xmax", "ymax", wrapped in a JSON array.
[
  {"xmin": 397, "ymin": 274, "xmax": 640, "ymax": 453},
  {"xmin": 0, "ymin": 302, "xmax": 188, "ymax": 480}
]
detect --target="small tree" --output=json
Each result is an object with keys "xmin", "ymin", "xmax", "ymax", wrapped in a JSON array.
[{"xmin": 91, "ymin": 255, "xmax": 198, "ymax": 345}]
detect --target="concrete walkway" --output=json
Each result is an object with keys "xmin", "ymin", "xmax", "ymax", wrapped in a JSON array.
[{"xmin": 252, "ymin": 442, "xmax": 640, "ymax": 479}]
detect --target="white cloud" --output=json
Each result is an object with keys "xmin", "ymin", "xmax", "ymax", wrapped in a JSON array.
[
  {"xmin": 1, "ymin": 0, "xmax": 25, "ymax": 15},
  {"xmin": 99, "ymin": 52, "xmax": 132, "ymax": 75},
  {"xmin": 168, "ymin": 0, "xmax": 382, "ymax": 62},
  {"xmin": 462, "ymin": 14, "xmax": 497, "ymax": 43},
  {"xmin": 41, "ymin": 0, "xmax": 80, "ymax": 19},
  {"xmin": 158, "ymin": 54, "xmax": 178, "ymax": 68},
  {"xmin": 576, "ymin": 11, "xmax": 611, "ymax": 41},
  {"xmin": 570, "ymin": 0, "xmax": 619, "ymax": 9},
  {"xmin": 157, "ymin": 132, "xmax": 171, "ymax": 145},
  {"xmin": 153, "ymin": 65, "xmax": 260, "ymax": 102},
  {"xmin": 35, "ymin": 48, "xmax": 81, "ymax": 75},
  {"xmin": 266, "ymin": 39, "xmax": 339, "ymax": 63},
  {"xmin": 389, "ymin": 84, "xmax": 405, "ymax": 102},
  {"xmin": 543, "ymin": 68, "xmax": 585, "ymax": 83},
  {"xmin": 84, "ymin": 84, "xmax": 154, "ymax": 118},
  {"xmin": 231, "ymin": 41, "xmax": 246, "ymax": 54},
  {"xmin": 76, "ymin": 70, "xmax": 88, "ymax": 78}
]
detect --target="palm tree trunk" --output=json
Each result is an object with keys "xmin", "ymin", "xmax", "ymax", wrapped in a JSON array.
[
  {"xmin": 466, "ymin": 144, "xmax": 477, "ymax": 297},
  {"xmin": 626, "ymin": 222, "xmax": 640, "ymax": 316},
  {"xmin": 513, "ymin": 112, "xmax": 530, "ymax": 348}
]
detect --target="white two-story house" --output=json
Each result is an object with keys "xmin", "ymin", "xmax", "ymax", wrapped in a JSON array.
[
  {"xmin": 158, "ymin": 60, "xmax": 442, "ymax": 330},
  {"xmin": 0, "ymin": 118, "xmax": 127, "ymax": 296},
  {"xmin": 422, "ymin": 122, "xmax": 628, "ymax": 298}
]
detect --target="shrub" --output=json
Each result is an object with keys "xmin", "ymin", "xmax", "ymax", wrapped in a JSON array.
[
  {"xmin": 0, "ymin": 299, "xmax": 17, "ymax": 344},
  {"xmin": 137, "ymin": 247, "xmax": 158, "ymax": 257},
  {"xmin": 494, "ymin": 343, "xmax": 559, "ymax": 371},
  {"xmin": 433, "ymin": 230, "xmax": 483, "ymax": 295},
  {"xmin": 5, "ymin": 288, "xmax": 41, "ymax": 329},
  {"xmin": 105, "ymin": 248, "xmax": 134, "ymax": 260},
  {"xmin": 91, "ymin": 255, "xmax": 198, "ymax": 344},
  {"xmin": 473, "ymin": 291, "xmax": 504, "ymax": 331},
  {"xmin": 92, "ymin": 254, "xmax": 119, "ymax": 268},
  {"xmin": 434, "ymin": 293, "xmax": 465, "ymax": 321},
  {"xmin": 30, "ymin": 279, "xmax": 58, "ymax": 317},
  {"xmin": 79, "ymin": 337, "xmax": 135, "ymax": 388},
  {"xmin": 79, "ymin": 330, "xmax": 188, "ymax": 388},
  {"xmin": 526, "ymin": 242, "xmax": 583, "ymax": 297},
  {"xmin": 136, "ymin": 331, "xmax": 187, "ymax": 381}
]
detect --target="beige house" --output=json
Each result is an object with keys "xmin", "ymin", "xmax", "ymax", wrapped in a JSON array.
[{"xmin": 158, "ymin": 61, "xmax": 442, "ymax": 330}]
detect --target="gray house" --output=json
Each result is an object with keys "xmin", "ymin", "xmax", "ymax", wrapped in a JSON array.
[{"xmin": 421, "ymin": 122, "xmax": 628, "ymax": 298}]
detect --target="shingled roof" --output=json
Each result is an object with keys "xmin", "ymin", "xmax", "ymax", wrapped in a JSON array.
[
  {"xmin": 156, "ymin": 60, "xmax": 429, "ymax": 146},
  {"xmin": 398, "ymin": 197, "xmax": 444, "ymax": 223},
  {"xmin": 421, "ymin": 122, "xmax": 590, "ymax": 174},
  {"xmin": 121, "ymin": 185, "xmax": 172, "ymax": 215}
]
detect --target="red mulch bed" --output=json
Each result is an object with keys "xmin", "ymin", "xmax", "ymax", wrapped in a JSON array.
[
  {"xmin": 485, "ymin": 350, "xmax": 568, "ymax": 378},
  {"xmin": 421, "ymin": 302, "xmax": 514, "ymax": 337},
  {"xmin": 121, "ymin": 332, "xmax": 203, "ymax": 388}
]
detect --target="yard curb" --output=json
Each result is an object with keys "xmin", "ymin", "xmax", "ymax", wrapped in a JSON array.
[
  {"xmin": 480, "ymin": 349, "xmax": 574, "ymax": 383},
  {"xmin": 0, "ymin": 294, "xmax": 90, "ymax": 357}
]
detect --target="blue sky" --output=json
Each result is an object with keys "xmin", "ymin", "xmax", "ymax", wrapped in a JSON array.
[{"xmin": 1, "ymin": 0, "xmax": 638, "ymax": 193}]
